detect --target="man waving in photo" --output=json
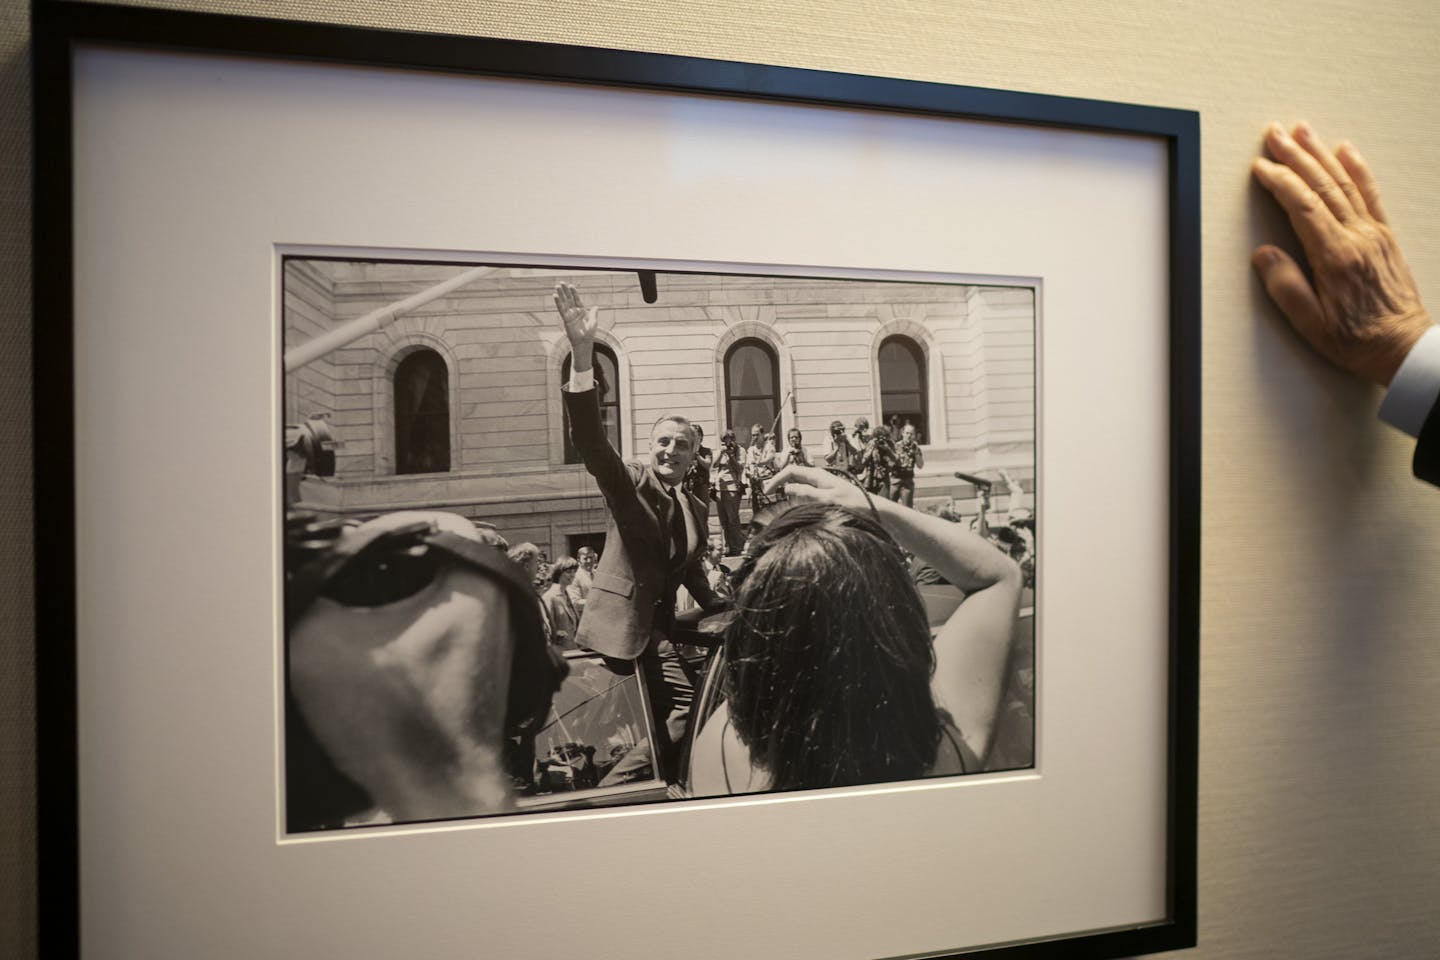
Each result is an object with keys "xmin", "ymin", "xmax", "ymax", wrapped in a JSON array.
[{"xmin": 554, "ymin": 282, "xmax": 722, "ymax": 782}]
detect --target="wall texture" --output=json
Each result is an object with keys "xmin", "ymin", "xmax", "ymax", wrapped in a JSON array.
[{"xmin": 6, "ymin": 1, "xmax": 1440, "ymax": 958}]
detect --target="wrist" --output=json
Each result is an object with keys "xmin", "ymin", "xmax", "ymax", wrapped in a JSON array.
[
  {"xmin": 570, "ymin": 341, "xmax": 594, "ymax": 373},
  {"xmin": 1372, "ymin": 310, "xmax": 1434, "ymax": 386}
]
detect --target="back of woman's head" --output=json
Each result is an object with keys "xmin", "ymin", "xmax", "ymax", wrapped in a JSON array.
[{"xmin": 723, "ymin": 501, "xmax": 941, "ymax": 791}]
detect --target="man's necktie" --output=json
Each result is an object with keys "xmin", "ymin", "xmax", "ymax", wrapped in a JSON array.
[{"xmin": 668, "ymin": 487, "xmax": 687, "ymax": 564}]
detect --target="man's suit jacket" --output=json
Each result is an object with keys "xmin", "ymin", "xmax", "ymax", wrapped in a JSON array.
[
  {"xmin": 1417, "ymin": 397, "xmax": 1440, "ymax": 485},
  {"xmin": 563, "ymin": 386, "xmax": 718, "ymax": 659}
]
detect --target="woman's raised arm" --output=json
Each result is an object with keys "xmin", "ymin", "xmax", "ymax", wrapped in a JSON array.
[{"xmin": 765, "ymin": 466, "xmax": 1021, "ymax": 762}]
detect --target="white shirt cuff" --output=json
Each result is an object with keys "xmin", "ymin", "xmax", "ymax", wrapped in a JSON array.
[
  {"xmin": 1378, "ymin": 326, "xmax": 1440, "ymax": 438},
  {"xmin": 565, "ymin": 366, "xmax": 594, "ymax": 393}
]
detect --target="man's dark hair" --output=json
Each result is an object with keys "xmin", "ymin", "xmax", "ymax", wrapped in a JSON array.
[{"xmin": 723, "ymin": 501, "xmax": 941, "ymax": 791}]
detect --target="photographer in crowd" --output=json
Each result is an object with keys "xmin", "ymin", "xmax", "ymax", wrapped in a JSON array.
[
  {"xmin": 851, "ymin": 416, "xmax": 871, "ymax": 463},
  {"xmin": 859, "ymin": 423, "xmax": 898, "ymax": 498},
  {"xmin": 823, "ymin": 419, "xmax": 857, "ymax": 474},
  {"xmin": 683, "ymin": 423, "xmax": 714, "ymax": 501},
  {"xmin": 891, "ymin": 422, "xmax": 925, "ymax": 507},
  {"xmin": 713, "ymin": 429, "xmax": 747, "ymax": 555}
]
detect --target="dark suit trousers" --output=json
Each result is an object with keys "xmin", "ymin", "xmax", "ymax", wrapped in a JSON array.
[
  {"xmin": 603, "ymin": 631, "xmax": 702, "ymax": 784},
  {"xmin": 718, "ymin": 487, "xmax": 745, "ymax": 554}
]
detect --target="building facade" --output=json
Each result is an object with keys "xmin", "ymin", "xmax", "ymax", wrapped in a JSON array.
[{"xmin": 284, "ymin": 260, "xmax": 1035, "ymax": 557}]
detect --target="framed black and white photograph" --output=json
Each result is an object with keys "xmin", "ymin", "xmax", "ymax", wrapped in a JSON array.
[
  {"xmin": 281, "ymin": 258, "xmax": 1039, "ymax": 831},
  {"xmin": 35, "ymin": 3, "xmax": 1199, "ymax": 959}
]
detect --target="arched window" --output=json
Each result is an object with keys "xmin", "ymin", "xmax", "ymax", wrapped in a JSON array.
[
  {"xmin": 879, "ymin": 335, "xmax": 927, "ymax": 442},
  {"xmin": 394, "ymin": 349, "xmax": 451, "ymax": 474},
  {"xmin": 724, "ymin": 338, "xmax": 780, "ymax": 439},
  {"xmin": 562, "ymin": 345, "xmax": 622, "ymax": 463}
]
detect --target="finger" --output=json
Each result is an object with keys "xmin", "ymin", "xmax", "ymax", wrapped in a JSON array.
[
  {"xmin": 764, "ymin": 464, "xmax": 803, "ymax": 494},
  {"xmin": 764, "ymin": 464, "xmax": 830, "ymax": 495},
  {"xmin": 1336, "ymin": 141, "xmax": 1389, "ymax": 224},
  {"xmin": 1264, "ymin": 122, "xmax": 1355, "ymax": 222},
  {"xmin": 1292, "ymin": 122, "xmax": 1370, "ymax": 219},
  {"xmin": 1251, "ymin": 244, "xmax": 1327, "ymax": 345},
  {"xmin": 1252, "ymin": 156, "xmax": 1346, "ymax": 258},
  {"xmin": 779, "ymin": 481, "xmax": 822, "ymax": 502}
]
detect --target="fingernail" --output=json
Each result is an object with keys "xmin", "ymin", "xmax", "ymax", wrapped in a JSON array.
[
  {"xmin": 1295, "ymin": 120, "xmax": 1313, "ymax": 138},
  {"xmin": 1267, "ymin": 122, "xmax": 1286, "ymax": 138}
]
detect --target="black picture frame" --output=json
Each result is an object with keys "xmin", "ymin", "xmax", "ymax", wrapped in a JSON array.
[{"xmin": 32, "ymin": 2, "xmax": 1200, "ymax": 958}]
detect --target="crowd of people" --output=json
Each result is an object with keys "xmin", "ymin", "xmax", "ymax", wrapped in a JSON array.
[{"xmin": 696, "ymin": 414, "xmax": 936, "ymax": 555}]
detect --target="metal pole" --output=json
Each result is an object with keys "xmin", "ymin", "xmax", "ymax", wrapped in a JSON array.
[{"xmin": 283, "ymin": 264, "xmax": 496, "ymax": 372}]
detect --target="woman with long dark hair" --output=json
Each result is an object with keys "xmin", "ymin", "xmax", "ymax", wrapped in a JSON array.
[{"xmin": 690, "ymin": 465, "xmax": 1021, "ymax": 794}]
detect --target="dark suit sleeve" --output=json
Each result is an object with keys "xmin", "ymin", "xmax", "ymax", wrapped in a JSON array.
[
  {"xmin": 563, "ymin": 386, "xmax": 637, "ymax": 505},
  {"xmin": 1414, "ymin": 395, "xmax": 1440, "ymax": 486},
  {"xmin": 685, "ymin": 560, "xmax": 721, "ymax": 613}
]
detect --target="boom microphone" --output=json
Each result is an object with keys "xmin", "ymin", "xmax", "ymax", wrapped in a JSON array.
[{"xmin": 952, "ymin": 470, "xmax": 993, "ymax": 493}]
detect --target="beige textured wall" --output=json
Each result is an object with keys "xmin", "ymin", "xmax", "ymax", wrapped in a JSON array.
[{"xmin": 5, "ymin": 1, "xmax": 1440, "ymax": 958}]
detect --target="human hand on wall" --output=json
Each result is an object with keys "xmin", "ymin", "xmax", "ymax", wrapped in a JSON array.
[{"xmin": 1251, "ymin": 122, "xmax": 1432, "ymax": 385}]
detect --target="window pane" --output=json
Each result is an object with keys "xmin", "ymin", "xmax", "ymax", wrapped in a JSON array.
[
  {"xmin": 879, "ymin": 340, "xmax": 922, "ymax": 390},
  {"xmin": 595, "ymin": 350, "xmax": 621, "ymax": 452},
  {"xmin": 394, "ymin": 350, "xmax": 450, "ymax": 474},
  {"xmin": 724, "ymin": 338, "xmax": 780, "ymax": 437},
  {"xmin": 730, "ymin": 398, "xmax": 776, "ymax": 437},
  {"xmin": 879, "ymin": 336, "xmax": 926, "ymax": 443},
  {"xmin": 563, "ymin": 346, "xmax": 622, "ymax": 464},
  {"xmin": 727, "ymin": 343, "xmax": 774, "ymax": 397}
]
